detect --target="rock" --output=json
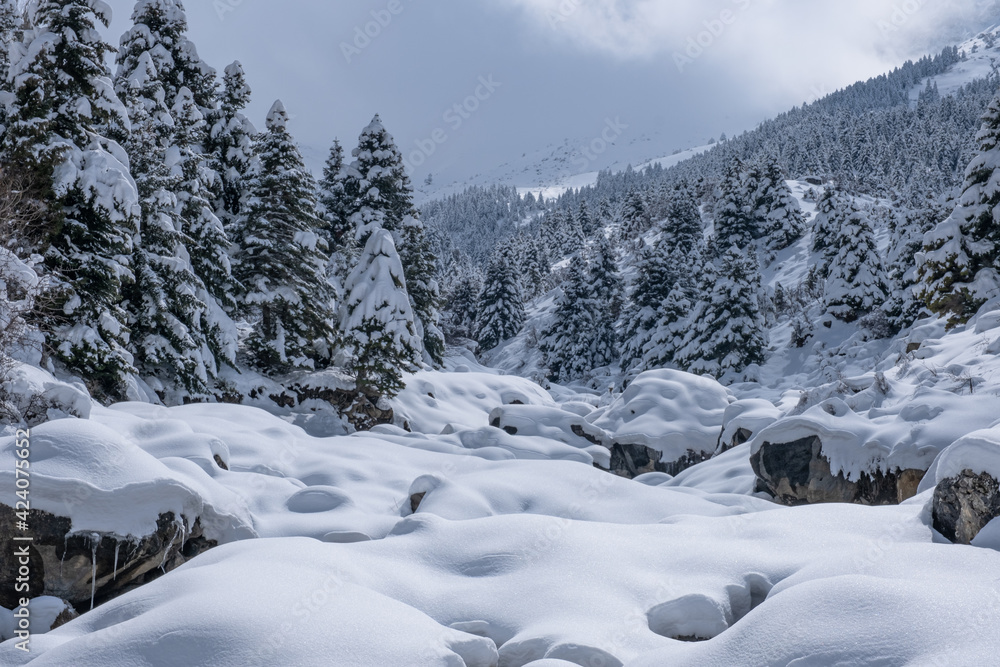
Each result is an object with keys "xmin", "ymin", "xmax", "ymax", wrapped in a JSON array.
[
  {"xmin": 751, "ymin": 436, "xmax": 925, "ymax": 506},
  {"xmin": 0, "ymin": 506, "xmax": 217, "ymax": 613},
  {"xmin": 932, "ymin": 469, "xmax": 1000, "ymax": 544},
  {"xmin": 606, "ymin": 444, "xmax": 711, "ymax": 479}
]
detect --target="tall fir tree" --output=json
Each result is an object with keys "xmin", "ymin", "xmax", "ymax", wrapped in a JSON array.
[
  {"xmin": 206, "ymin": 61, "xmax": 255, "ymax": 237},
  {"xmin": 541, "ymin": 257, "xmax": 601, "ymax": 382},
  {"xmin": 119, "ymin": 54, "xmax": 216, "ymax": 394},
  {"xmin": 754, "ymin": 161, "xmax": 805, "ymax": 261},
  {"xmin": 236, "ymin": 101, "xmax": 335, "ymax": 372},
  {"xmin": 825, "ymin": 207, "xmax": 888, "ymax": 322},
  {"xmin": 5, "ymin": 0, "xmax": 139, "ymax": 398},
  {"xmin": 318, "ymin": 139, "xmax": 352, "ymax": 248},
  {"xmin": 475, "ymin": 247, "xmax": 525, "ymax": 351},
  {"xmin": 885, "ymin": 199, "xmax": 948, "ymax": 330},
  {"xmin": 343, "ymin": 115, "xmax": 443, "ymax": 363},
  {"xmin": 919, "ymin": 89, "xmax": 1000, "ymax": 325},
  {"xmin": 339, "ymin": 228, "xmax": 421, "ymax": 397},
  {"xmin": 115, "ymin": 0, "xmax": 216, "ymax": 113},
  {"xmin": 714, "ymin": 161, "xmax": 756, "ymax": 251},
  {"xmin": 665, "ymin": 183, "xmax": 703, "ymax": 255},
  {"xmin": 642, "ymin": 285, "xmax": 691, "ymax": 371},
  {"xmin": 678, "ymin": 247, "xmax": 767, "ymax": 380}
]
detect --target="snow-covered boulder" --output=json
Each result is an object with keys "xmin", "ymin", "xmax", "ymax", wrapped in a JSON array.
[
  {"xmin": 749, "ymin": 393, "xmax": 1000, "ymax": 506},
  {"xmin": 590, "ymin": 370, "xmax": 732, "ymax": 477},
  {"xmin": 922, "ymin": 428, "xmax": 1000, "ymax": 544},
  {"xmin": 0, "ymin": 363, "xmax": 91, "ymax": 430},
  {"xmin": 717, "ymin": 399, "xmax": 782, "ymax": 454},
  {"xmin": 0, "ymin": 419, "xmax": 255, "ymax": 612}
]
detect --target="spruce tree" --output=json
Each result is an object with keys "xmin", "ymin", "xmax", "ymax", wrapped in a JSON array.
[
  {"xmin": 236, "ymin": 101, "xmax": 335, "ymax": 372},
  {"xmin": 620, "ymin": 233, "xmax": 685, "ymax": 372},
  {"xmin": 665, "ymin": 183, "xmax": 703, "ymax": 254},
  {"xmin": 475, "ymin": 247, "xmax": 525, "ymax": 351},
  {"xmin": 755, "ymin": 162, "xmax": 805, "ymax": 260},
  {"xmin": 442, "ymin": 258, "xmax": 483, "ymax": 340},
  {"xmin": 339, "ymin": 228, "xmax": 421, "ymax": 397},
  {"xmin": 5, "ymin": 0, "xmax": 139, "ymax": 398},
  {"xmin": 619, "ymin": 190, "xmax": 651, "ymax": 241},
  {"xmin": 0, "ymin": 0, "xmax": 20, "ymax": 87},
  {"xmin": 642, "ymin": 285, "xmax": 691, "ymax": 370},
  {"xmin": 678, "ymin": 247, "xmax": 767, "ymax": 380},
  {"xmin": 318, "ymin": 139, "xmax": 352, "ymax": 247},
  {"xmin": 811, "ymin": 187, "xmax": 850, "ymax": 275},
  {"xmin": 714, "ymin": 161, "xmax": 756, "ymax": 250},
  {"xmin": 541, "ymin": 257, "xmax": 599, "ymax": 382},
  {"xmin": 825, "ymin": 207, "xmax": 888, "ymax": 322},
  {"xmin": 207, "ymin": 61, "xmax": 255, "ymax": 237},
  {"xmin": 119, "ymin": 55, "xmax": 215, "ymax": 395},
  {"xmin": 343, "ymin": 115, "xmax": 442, "ymax": 363},
  {"xmin": 115, "ymin": 0, "xmax": 216, "ymax": 113},
  {"xmin": 885, "ymin": 199, "xmax": 948, "ymax": 330},
  {"xmin": 919, "ymin": 90, "xmax": 1000, "ymax": 325}
]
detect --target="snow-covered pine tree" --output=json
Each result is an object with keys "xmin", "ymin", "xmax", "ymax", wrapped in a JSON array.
[
  {"xmin": 4, "ymin": 0, "xmax": 139, "ymax": 398},
  {"xmin": 677, "ymin": 246, "xmax": 767, "ymax": 380},
  {"xmin": 115, "ymin": 0, "xmax": 216, "ymax": 113},
  {"xmin": 441, "ymin": 258, "xmax": 483, "ymax": 340},
  {"xmin": 343, "ymin": 115, "xmax": 442, "ymax": 363},
  {"xmin": 119, "ymin": 54, "xmax": 215, "ymax": 395},
  {"xmin": 642, "ymin": 285, "xmax": 691, "ymax": 370},
  {"xmin": 665, "ymin": 183, "xmax": 703, "ymax": 254},
  {"xmin": 811, "ymin": 186, "xmax": 850, "ymax": 275},
  {"xmin": 619, "ymin": 189, "xmax": 651, "ymax": 241},
  {"xmin": 754, "ymin": 162, "xmax": 805, "ymax": 261},
  {"xmin": 0, "ymin": 0, "xmax": 20, "ymax": 87},
  {"xmin": 576, "ymin": 200, "xmax": 597, "ymax": 236},
  {"xmin": 714, "ymin": 161, "xmax": 756, "ymax": 251},
  {"xmin": 475, "ymin": 246, "xmax": 525, "ymax": 351},
  {"xmin": 236, "ymin": 101, "xmax": 335, "ymax": 372},
  {"xmin": 339, "ymin": 228, "xmax": 421, "ymax": 397},
  {"xmin": 824, "ymin": 207, "xmax": 888, "ymax": 322},
  {"xmin": 343, "ymin": 114, "xmax": 415, "ymax": 245},
  {"xmin": 918, "ymin": 89, "xmax": 1000, "ymax": 325},
  {"xmin": 591, "ymin": 234, "xmax": 624, "ymax": 319},
  {"xmin": 318, "ymin": 139, "xmax": 352, "ymax": 248},
  {"xmin": 541, "ymin": 256, "xmax": 600, "ymax": 382},
  {"xmin": 884, "ymin": 198, "xmax": 948, "ymax": 330},
  {"xmin": 207, "ymin": 61, "xmax": 255, "ymax": 237},
  {"xmin": 171, "ymin": 86, "xmax": 239, "ymax": 365},
  {"xmin": 620, "ymin": 232, "xmax": 685, "ymax": 372}
]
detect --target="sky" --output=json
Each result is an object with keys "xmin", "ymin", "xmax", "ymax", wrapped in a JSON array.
[{"xmin": 103, "ymin": 0, "xmax": 999, "ymax": 193}]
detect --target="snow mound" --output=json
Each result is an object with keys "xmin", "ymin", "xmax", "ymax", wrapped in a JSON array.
[
  {"xmin": 393, "ymin": 369, "xmax": 555, "ymax": 434},
  {"xmin": 0, "ymin": 418, "xmax": 254, "ymax": 541},
  {"xmin": 590, "ymin": 369, "xmax": 733, "ymax": 462},
  {"xmin": 920, "ymin": 424, "xmax": 1000, "ymax": 493}
]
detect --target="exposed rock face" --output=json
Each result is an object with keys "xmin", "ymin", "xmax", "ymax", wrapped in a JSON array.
[
  {"xmin": 606, "ymin": 445, "xmax": 711, "ymax": 479},
  {"xmin": 265, "ymin": 383, "xmax": 394, "ymax": 432},
  {"xmin": 751, "ymin": 436, "xmax": 925, "ymax": 506},
  {"xmin": 719, "ymin": 428, "xmax": 753, "ymax": 455},
  {"xmin": 0, "ymin": 506, "xmax": 217, "ymax": 612},
  {"xmin": 932, "ymin": 470, "xmax": 1000, "ymax": 544}
]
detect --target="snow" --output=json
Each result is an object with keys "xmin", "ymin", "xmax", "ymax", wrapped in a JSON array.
[{"xmin": 590, "ymin": 369, "xmax": 733, "ymax": 463}]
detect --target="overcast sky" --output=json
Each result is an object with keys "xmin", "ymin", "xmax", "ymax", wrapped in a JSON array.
[{"xmin": 104, "ymin": 0, "xmax": 999, "ymax": 188}]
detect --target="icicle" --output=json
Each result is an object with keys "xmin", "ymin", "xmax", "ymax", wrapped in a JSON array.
[
  {"xmin": 113, "ymin": 541, "xmax": 120, "ymax": 582},
  {"xmin": 158, "ymin": 522, "xmax": 183, "ymax": 574},
  {"xmin": 89, "ymin": 533, "xmax": 99, "ymax": 611}
]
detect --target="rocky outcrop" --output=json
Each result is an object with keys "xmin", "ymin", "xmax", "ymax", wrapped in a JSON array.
[
  {"xmin": 751, "ymin": 436, "xmax": 925, "ymax": 506},
  {"xmin": 256, "ymin": 382, "xmax": 394, "ymax": 432},
  {"xmin": 606, "ymin": 445, "xmax": 711, "ymax": 479},
  {"xmin": 0, "ymin": 506, "xmax": 217, "ymax": 612},
  {"xmin": 932, "ymin": 469, "xmax": 1000, "ymax": 544}
]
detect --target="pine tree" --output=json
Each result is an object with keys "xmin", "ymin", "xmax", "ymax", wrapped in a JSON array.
[
  {"xmin": 678, "ymin": 247, "xmax": 767, "ymax": 380},
  {"xmin": 442, "ymin": 258, "xmax": 483, "ymax": 340},
  {"xmin": 714, "ymin": 161, "xmax": 756, "ymax": 250},
  {"xmin": 475, "ymin": 247, "xmax": 525, "ymax": 351},
  {"xmin": 591, "ymin": 234, "xmax": 624, "ymax": 319},
  {"xmin": 343, "ymin": 115, "xmax": 442, "ymax": 363},
  {"xmin": 620, "ymin": 233, "xmax": 685, "ymax": 372},
  {"xmin": 885, "ymin": 199, "xmax": 948, "ymax": 329},
  {"xmin": 207, "ymin": 61, "xmax": 255, "ymax": 236},
  {"xmin": 811, "ymin": 187, "xmax": 850, "ymax": 275},
  {"xmin": 665, "ymin": 183, "xmax": 703, "ymax": 254},
  {"xmin": 0, "ymin": 0, "xmax": 20, "ymax": 87},
  {"xmin": 119, "ymin": 54, "xmax": 215, "ymax": 395},
  {"xmin": 619, "ymin": 190, "xmax": 651, "ymax": 240},
  {"xmin": 318, "ymin": 139, "xmax": 352, "ymax": 247},
  {"xmin": 339, "ymin": 228, "xmax": 421, "ymax": 397},
  {"xmin": 642, "ymin": 285, "xmax": 691, "ymax": 370},
  {"xmin": 825, "ymin": 207, "xmax": 888, "ymax": 322},
  {"xmin": 918, "ymin": 90, "xmax": 1000, "ymax": 325},
  {"xmin": 5, "ymin": 0, "xmax": 139, "ymax": 398},
  {"xmin": 236, "ymin": 101, "xmax": 335, "ymax": 372},
  {"xmin": 755, "ymin": 162, "xmax": 805, "ymax": 260},
  {"xmin": 115, "ymin": 0, "xmax": 216, "ymax": 113},
  {"xmin": 541, "ymin": 257, "xmax": 600, "ymax": 382}
]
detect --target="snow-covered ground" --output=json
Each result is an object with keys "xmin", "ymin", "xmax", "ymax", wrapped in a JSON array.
[{"xmin": 2, "ymin": 356, "xmax": 1000, "ymax": 665}]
